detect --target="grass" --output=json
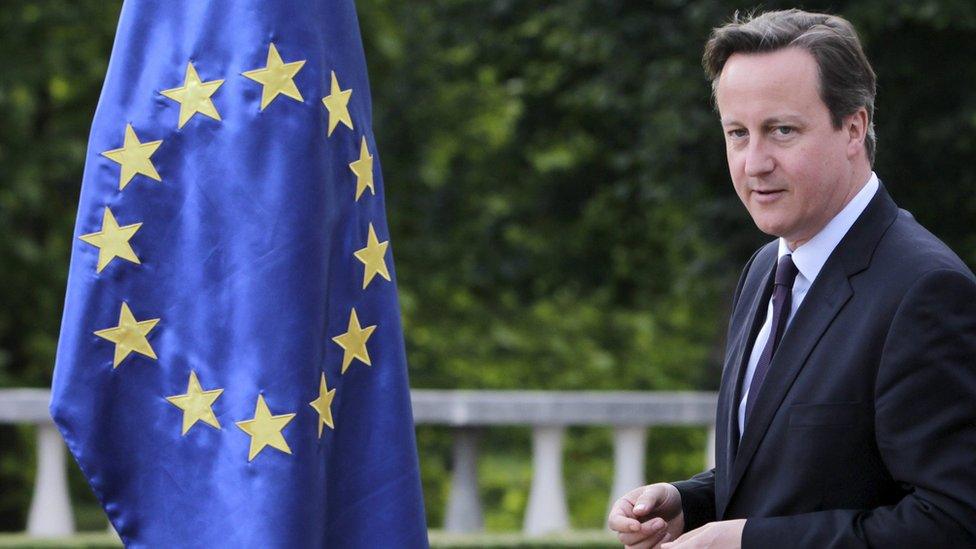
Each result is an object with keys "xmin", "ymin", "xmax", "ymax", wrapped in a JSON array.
[
  {"xmin": 429, "ymin": 530, "xmax": 618, "ymax": 548},
  {"xmin": 0, "ymin": 533, "xmax": 119, "ymax": 549},
  {"xmin": 0, "ymin": 530, "xmax": 618, "ymax": 548}
]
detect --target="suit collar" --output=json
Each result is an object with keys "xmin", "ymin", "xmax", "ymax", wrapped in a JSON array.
[
  {"xmin": 834, "ymin": 181, "xmax": 898, "ymax": 276},
  {"xmin": 723, "ymin": 181, "xmax": 899, "ymax": 511},
  {"xmin": 780, "ymin": 172, "xmax": 880, "ymax": 287}
]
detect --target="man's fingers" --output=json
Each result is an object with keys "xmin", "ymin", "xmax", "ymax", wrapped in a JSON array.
[
  {"xmin": 608, "ymin": 497, "xmax": 641, "ymax": 533},
  {"xmin": 617, "ymin": 517, "xmax": 667, "ymax": 546},
  {"xmin": 608, "ymin": 512, "xmax": 641, "ymax": 534},
  {"xmin": 624, "ymin": 528, "xmax": 670, "ymax": 549},
  {"xmin": 632, "ymin": 485, "xmax": 668, "ymax": 516}
]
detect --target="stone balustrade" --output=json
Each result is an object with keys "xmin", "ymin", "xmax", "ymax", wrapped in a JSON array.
[
  {"xmin": 0, "ymin": 389, "xmax": 75, "ymax": 537},
  {"xmin": 0, "ymin": 388, "xmax": 717, "ymax": 537}
]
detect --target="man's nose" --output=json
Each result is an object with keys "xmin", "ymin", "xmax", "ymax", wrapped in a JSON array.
[{"xmin": 743, "ymin": 140, "xmax": 775, "ymax": 177}]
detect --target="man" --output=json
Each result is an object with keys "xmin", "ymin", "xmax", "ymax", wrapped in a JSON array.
[{"xmin": 608, "ymin": 9, "xmax": 976, "ymax": 548}]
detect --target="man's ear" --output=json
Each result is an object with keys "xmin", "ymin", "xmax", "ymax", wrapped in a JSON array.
[{"xmin": 846, "ymin": 107, "xmax": 868, "ymax": 159}]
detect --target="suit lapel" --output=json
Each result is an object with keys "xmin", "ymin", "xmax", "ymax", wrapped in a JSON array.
[
  {"xmin": 727, "ymin": 268, "xmax": 853, "ymax": 497},
  {"xmin": 716, "ymin": 254, "xmax": 774, "ymax": 518},
  {"xmin": 725, "ymin": 261, "xmax": 775, "ymax": 466},
  {"xmin": 724, "ymin": 182, "xmax": 900, "ymax": 507}
]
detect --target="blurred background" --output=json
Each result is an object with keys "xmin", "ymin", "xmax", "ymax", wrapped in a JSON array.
[{"xmin": 1, "ymin": 0, "xmax": 975, "ymax": 537}]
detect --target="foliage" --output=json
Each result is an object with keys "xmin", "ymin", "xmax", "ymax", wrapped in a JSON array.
[
  {"xmin": 2, "ymin": 0, "xmax": 976, "ymax": 533},
  {"xmin": 0, "ymin": 1, "xmax": 122, "ymax": 531}
]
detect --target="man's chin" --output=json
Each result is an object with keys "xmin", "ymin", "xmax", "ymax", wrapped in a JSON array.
[{"xmin": 751, "ymin": 219, "xmax": 789, "ymax": 239}]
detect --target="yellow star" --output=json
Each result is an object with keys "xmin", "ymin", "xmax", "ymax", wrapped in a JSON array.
[
  {"xmin": 353, "ymin": 222, "xmax": 391, "ymax": 289},
  {"xmin": 78, "ymin": 207, "xmax": 142, "ymax": 273},
  {"xmin": 309, "ymin": 372, "xmax": 336, "ymax": 438},
  {"xmin": 161, "ymin": 62, "xmax": 224, "ymax": 128},
  {"xmin": 93, "ymin": 302, "xmax": 160, "ymax": 369},
  {"xmin": 100, "ymin": 124, "xmax": 162, "ymax": 191},
  {"xmin": 348, "ymin": 137, "xmax": 374, "ymax": 201},
  {"xmin": 321, "ymin": 70, "xmax": 353, "ymax": 136},
  {"xmin": 332, "ymin": 308, "xmax": 377, "ymax": 374},
  {"xmin": 235, "ymin": 394, "xmax": 296, "ymax": 462},
  {"xmin": 242, "ymin": 43, "xmax": 306, "ymax": 110},
  {"xmin": 166, "ymin": 371, "xmax": 223, "ymax": 435}
]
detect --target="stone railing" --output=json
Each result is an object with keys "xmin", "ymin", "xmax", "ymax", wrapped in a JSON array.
[
  {"xmin": 0, "ymin": 388, "xmax": 717, "ymax": 537},
  {"xmin": 0, "ymin": 388, "xmax": 75, "ymax": 537},
  {"xmin": 411, "ymin": 391, "xmax": 718, "ymax": 534}
]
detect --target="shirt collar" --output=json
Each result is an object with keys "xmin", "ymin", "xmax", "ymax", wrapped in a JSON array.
[{"xmin": 777, "ymin": 172, "xmax": 880, "ymax": 285}]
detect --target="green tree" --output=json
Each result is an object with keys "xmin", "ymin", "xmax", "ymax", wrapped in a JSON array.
[{"xmin": 0, "ymin": 1, "xmax": 121, "ymax": 530}]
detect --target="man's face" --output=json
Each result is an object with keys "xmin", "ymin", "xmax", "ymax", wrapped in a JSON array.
[{"xmin": 716, "ymin": 47, "xmax": 860, "ymax": 248}]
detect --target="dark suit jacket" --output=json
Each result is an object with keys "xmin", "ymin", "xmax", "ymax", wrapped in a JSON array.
[{"xmin": 672, "ymin": 184, "xmax": 976, "ymax": 548}]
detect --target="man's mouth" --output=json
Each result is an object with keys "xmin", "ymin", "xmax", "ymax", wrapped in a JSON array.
[{"xmin": 752, "ymin": 189, "xmax": 785, "ymax": 202}]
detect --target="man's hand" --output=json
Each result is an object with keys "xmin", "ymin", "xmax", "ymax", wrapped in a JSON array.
[
  {"xmin": 608, "ymin": 483, "xmax": 685, "ymax": 548},
  {"xmin": 660, "ymin": 519, "xmax": 745, "ymax": 549}
]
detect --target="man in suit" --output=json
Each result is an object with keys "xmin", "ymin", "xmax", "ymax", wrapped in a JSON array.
[{"xmin": 608, "ymin": 9, "xmax": 976, "ymax": 548}]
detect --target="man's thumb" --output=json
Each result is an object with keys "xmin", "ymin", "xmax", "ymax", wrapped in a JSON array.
[{"xmin": 632, "ymin": 485, "xmax": 666, "ymax": 516}]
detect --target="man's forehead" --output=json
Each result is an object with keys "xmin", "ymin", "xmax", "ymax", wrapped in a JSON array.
[
  {"xmin": 720, "ymin": 47, "xmax": 819, "ymax": 83},
  {"xmin": 716, "ymin": 48, "xmax": 823, "ymax": 120},
  {"xmin": 717, "ymin": 48, "xmax": 820, "ymax": 100}
]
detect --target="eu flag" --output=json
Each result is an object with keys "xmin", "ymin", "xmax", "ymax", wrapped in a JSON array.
[{"xmin": 50, "ymin": 1, "xmax": 428, "ymax": 546}]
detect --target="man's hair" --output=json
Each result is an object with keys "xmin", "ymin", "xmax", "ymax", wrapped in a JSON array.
[{"xmin": 703, "ymin": 9, "xmax": 877, "ymax": 163}]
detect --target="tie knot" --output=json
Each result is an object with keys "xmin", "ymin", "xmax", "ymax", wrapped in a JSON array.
[{"xmin": 775, "ymin": 254, "xmax": 799, "ymax": 288}]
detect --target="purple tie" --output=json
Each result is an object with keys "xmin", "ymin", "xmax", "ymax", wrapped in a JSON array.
[{"xmin": 744, "ymin": 254, "xmax": 799, "ymax": 425}]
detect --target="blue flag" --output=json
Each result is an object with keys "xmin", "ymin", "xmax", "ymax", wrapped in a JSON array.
[{"xmin": 50, "ymin": 1, "xmax": 428, "ymax": 546}]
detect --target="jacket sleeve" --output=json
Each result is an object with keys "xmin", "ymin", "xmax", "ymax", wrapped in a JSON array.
[
  {"xmin": 743, "ymin": 268, "xmax": 976, "ymax": 548},
  {"xmin": 671, "ymin": 470, "xmax": 717, "ymax": 531}
]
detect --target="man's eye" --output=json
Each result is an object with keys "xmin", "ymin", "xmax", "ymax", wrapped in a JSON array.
[
  {"xmin": 727, "ymin": 129, "xmax": 747, "ymax": 139},
  {"xmin": 774, "ymin": 126, "xmax": 795, "ymax": 136}
]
